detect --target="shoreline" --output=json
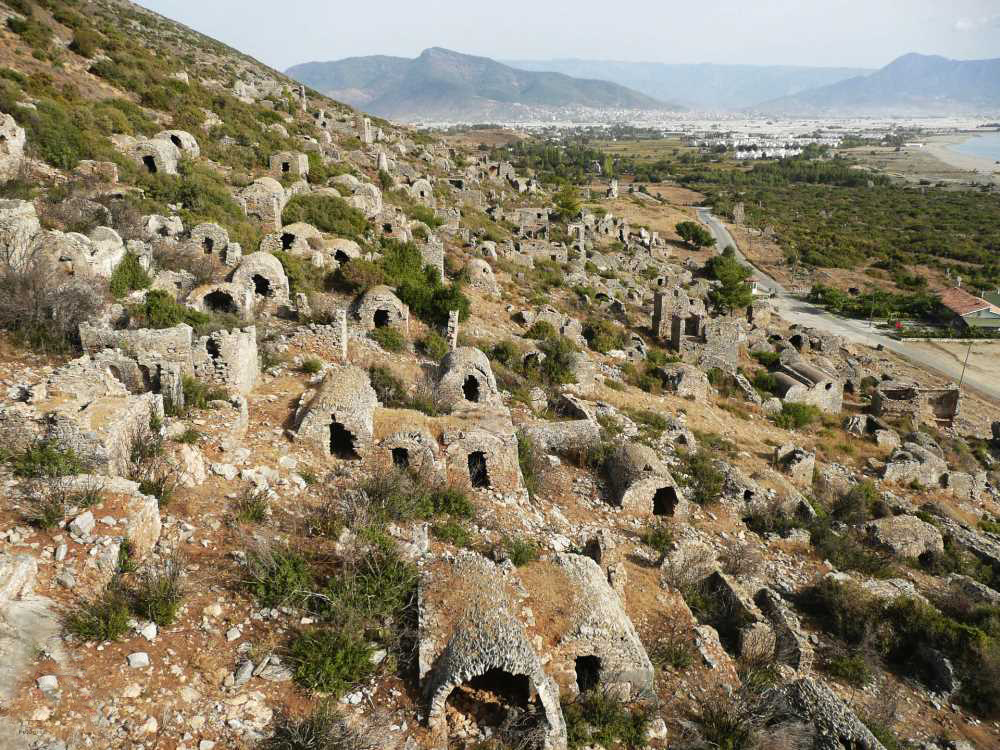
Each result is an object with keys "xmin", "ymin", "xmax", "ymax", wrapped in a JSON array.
[{"xmin": 923, "ymin": 133, "xmax": 1000, "ymax": 176}]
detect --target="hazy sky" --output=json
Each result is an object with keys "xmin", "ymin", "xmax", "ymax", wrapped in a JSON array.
[{"xmin": 135, "ymin": 0, "xmax": 1000, "ymax": 70}]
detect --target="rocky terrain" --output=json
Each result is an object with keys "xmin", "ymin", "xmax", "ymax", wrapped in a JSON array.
[{"xmin": 0, "ymin": 2, "xmax": 999, "ymax": 750}]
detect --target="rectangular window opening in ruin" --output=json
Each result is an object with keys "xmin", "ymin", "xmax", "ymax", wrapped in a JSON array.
[
  {"xmin": 203, "ymin": 237, "xmax": 214, "ymax": 253},
  {"xmin": 330, "ymin": 421, "xmax": 360, "ymax": 460},
  {"xmin": 392, "ymin": 447, "xmax": 409, "ymax": 469},
  {"xmin": 575, "ymin": 655, "xmax": 602, "ymax": 694},
  {"xmin": 462, "ymin": 375, "xmax": 480, "ymax": 403},
  {"xmin": 468, "ymin": 451, "xmax": 489, "ymax": 488},
  {"xmin": 282, "ymin": 162, "xmax": 290, "ymax": 173},
  {"xmin": 142, "ymin": 155, "xmax": 158, "ymax": 174},
  {"xmin": 652, "ymin": 486, "xmax": 678, "ymax": 516}
]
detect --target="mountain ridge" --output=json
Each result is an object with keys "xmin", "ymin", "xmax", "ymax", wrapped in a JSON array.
[
  {"xmin": 501, "ymin": 58, "xmax": 872, "ymax": 111},
  {"xmin": 752, "ymin": 53, "xmax": 1000, "ymax": 115},
  {"xmin": 286, "ymin": 47, "xmax": 682, "ymax": 121}
]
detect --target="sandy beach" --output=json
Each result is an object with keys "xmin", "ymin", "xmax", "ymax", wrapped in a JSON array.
[{"xmin": 924, "ymin": 134, "xmax": 1000, "ymax": 176}]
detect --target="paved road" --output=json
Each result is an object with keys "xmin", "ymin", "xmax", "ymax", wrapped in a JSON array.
[{"xmin": 696, "ymin": 208, "xmax": 1000, "ymax": 404}]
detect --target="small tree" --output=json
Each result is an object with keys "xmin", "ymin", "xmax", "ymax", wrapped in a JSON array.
[
  {"xmin": 676, "ymin": 220, "xmax": 716, "ymax": 250},
  {"xmin": 707, "ymin": 252, "xmax": 753, "ymax": 314},
  {"xmin": 553, "ymin": 184, "xmax": 580, "ymax": 220}
]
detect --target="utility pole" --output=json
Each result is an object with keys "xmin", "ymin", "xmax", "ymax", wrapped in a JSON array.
[{"xmin": 958, "ymin": 338, "xmax": 974, "ymax": 390}]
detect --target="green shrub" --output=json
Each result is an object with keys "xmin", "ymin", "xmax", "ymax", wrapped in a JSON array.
[
  {"xmin": 265, "ymin": 702, "xmax": 370, "ymax": 750},
  {"xmin": 109, "ymin": 252, "xmax": 151, "ymax": 298},
  {"xmin": 174, "ymin": 427, "xmax": 201, "ymax": 444},
  {"xmin": 244, "ymin": 545, "xmax": 314, "ymax": 608},
  {"xmin": 65, "ymin": 585, "xmax": 131, "ymax": 641},
  {"xmin": 773, "ymin": 402, "xmax": 821, "ymax": 430},
  {"xmin": 677, "ymin": 449, "xmax": 724, "ymax": 506},
  {"xmin": 752, "ymin": 370, "xmax": 779, "ymax": 396},
  {"xmin": 640, "ymin": 522, "xmax": 674, "ymax": 557},
  {"xmin": 367, "ymin": 366, "xmax": 406, "ymax": 406},
  {"xmin": 281, "ymin": 194, "xmax": 369, "ymax": 241},
  {"xmin": 129, "ymin": 290, "xmax": 210, "ymax": 330},
  {"xmin": 824, "ymin": 653, "xmax": 873, "ymax": 687},
  {"xmin": 502, "ymin": 536, "xmax": 540, "ymax": 567},
  {"xmin": 525, "ymin": 320, "xmax": 557, "ymax": 340},
  {"xmin": 751, "ymin": 351, "xmax": 781, "ymax": 368},
  {"xmin": 368, "ymin": 325, "xmax": 405, "ymax": 352},
  {"xmin": 583, "ymin": 318, "xmax": 629, "ymax": 353},
  {"xmin": 563, "ymin": 691, "xmax": 649, "ymax": 750},
  {"xmin": 132, "ymin": 558, "xmax": 185, "ymax": 626},
  {"xmin": 287, "ymin": 627, "xmax": 374, "ymax": 696},
  {"xmin": 272, "ymin": 250, "xmax": 325, "ymax": 296},
  {"xmin": 319, "ymin": 545, "xmax": 418, "ymax": 626},
  {"xmin": 9, "ymin": 440, "xmax": 86, "ymax": 478},
  {"xmin": 691, "ymin": 693, "xmax": 757, "ymax": 750},
  {"xmin": 359, "ymin": 470, "xmax": 473, "ymax": 522},
  {"xmin": 24, "ymin": 483, "xmax": 68, "ymax": 529},
  {"xmin": 331, "ymin": 258, "xmax": 386, "ymax": 294},
  {"xmin": 180, "ymin": 375, "xmax": 229, "ymax": 411},
  {"xmin": 517, "ymin": 432, "xmax": 543, "ymax": 498},
  {"xmin": 649, "ymin": 623, "xmax": 694, "ymax": 671},
  {"xmin": 69, "ymin": 27, "xmax": 101, "ymax": 57},
  {"xmin": 418, "ymin": 331, "xmax": 449, "ymax": 360},
  {"xmin": 300, "ymin": 357, "xmax": 323, "ymax": 374},
  {"xmin": 535, "ymin": 335, "xmax": 578, "ymax": 386},
  {"xmin": 431, "ymin": 520, "xmax": 473, "ymax": 548},
  {"xmin": 235, "ymin": 486, "xmax": 270, "ymax": 523}
]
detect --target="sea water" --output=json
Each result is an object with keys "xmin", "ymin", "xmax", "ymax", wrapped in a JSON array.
[{"xmin": 951, "ymin": 131, "xmax": 1000, "ymax": 164}]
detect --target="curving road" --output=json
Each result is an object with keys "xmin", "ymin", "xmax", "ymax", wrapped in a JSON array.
[{"xmin": 696, "ymin": 208, "xmax": 1000, "ymax": 404}]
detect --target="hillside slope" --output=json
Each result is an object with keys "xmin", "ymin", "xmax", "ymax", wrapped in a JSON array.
[
  {"xmin": 753, "ymin": 53, "xmax": 1000, "ymax": 115},
  {"xmin": 503, "ymin": 59, "xmax": 870, "ymax": 111},
  {"xmin": 287, "ymin": 47, "xmax": 679, "ymax": 121}
]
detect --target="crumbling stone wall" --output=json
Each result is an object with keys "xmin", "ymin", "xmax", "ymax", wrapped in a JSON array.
[
  {"xmin": 293, "ymin": 365, "xmax": 379, "ymax": 459},
  {"xmin": 435, "ymin": 347, "xmax": 502, "ymax": 412},
  {"xmin": 230, "ymin": 251, "xmax": 290, "ymax": 305},
  {"xmin": 540, "ymin": 554, "xmax": 654, "ymax": 700},
  {"xmin": 442, "ymin": 420, "xmax": 522, "ymax": 492},
  {"xmin": 419, "ymin": 552, "xmax": 567, "ymax": 750},
  {"xmin": 606, "ymin": 442, "xmax": 688, "ymax": 518},
  {"xmin": 193, "ymin": 326, "xmax": 259, "ymax": 395},
  {"xmin": 186, "ymin": 282, "xmax": 256, "ymax": 320},
  {"xmin": 0, "ymin": 113, "xmax": 26, "ymax": 181},
  {"xmin": 351, "ymin": 285, "xmax": 410, "ymax": 333},
  {"xmin": 773, "ymin": 360, "xmax": 843, "ymax": 414},
  {"xmin": 872, "ymin": 381, "xmax": 960, "ymax": 425},
  {"xmin": 465, "ymin": 258, "xmax": 500, "ymax": 297},
  {"xmin": 269, "ymin": 151, "xmax": 309, "ymax": 179},
  {"xmin": 237, "ymin": 177, "xmax": 287, "ymax": 231}
]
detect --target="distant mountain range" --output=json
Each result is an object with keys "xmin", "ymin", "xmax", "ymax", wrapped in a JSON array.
[
  {"xmin": 286, "ymin": 48, "xmax": 679, "ymax": 121},
  {"xmin": 751, "ymin": 53, "xmax": 1000, "ymax": 115},
  {"xmin": 502, "ymin": 59, "xmax": 871, "ymax": 111}
]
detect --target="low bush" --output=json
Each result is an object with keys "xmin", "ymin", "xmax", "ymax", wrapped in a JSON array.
[
  {"xmin": 772, "ymin": 402, "xmax": 821, "ymax": 430},
  {"xmin": 286, "ymin": 627, "xmax": 375, "ymax": 696},
  {"xmin": 129, "ymin": 289, "xmax": 210, "ymax": 330},
  {"xmin": 64, "ymin": 585, "xmax": 131, "ymax": 641},
  {"xmin": 179, "ymin": 375, "xmax": 229, "ymax": 411},
  {"xmin": 272, "ymin": 250, "xmax": 326, "ymax": 296},
  {"xmin": 109, "ymin": 252, "xmax": 151, "ymax": 298},
  {"xmin": 265, "ymin": 702, "xmax": 381, "ymax": 750},
  {"xmin": 9, "ymin": 440, "xmax": 87, "ymax": 479},
  {"xmin": 300, "ymin": 357, "xmax": 323, "ymax": 375},
  {"xmin": 563, "ymin": 691, "xmax": 649, "ymax": 750},
  {"xmin": 368, "ymin": 325, "xmax": 405, "ymax": 352},
  {"xmin": 824, "ymin": 653, "xmax": 874, "ymax": 687},
  {"xmin": 640, "ymin": 522, "xmax": 674, "ymax": 557},
  {"xmin": 501, "ymin": 535, "xmax": 540, "ymax": 567},
  {"xmin": 431, "ymin": 519, "xmax": 473, "ymax": 548},
  {"xmin": 525, "ymin": 320, "xmax": 557, "ymax": 340},
  {"xmin": 418, "ymin": 331, "xmax": 449, "ymax": 360},
  {"xmin": 281, "ymin": 194, "xmax": 370, "ymax": 241},
  {"xmin": 235, "ymin": 486, "xmax": 270, "ymax": 523},
  {"xmin": 583, "ymin": 318, "xmax": 629, "ymax": 354},
  {"xmin": 243, "ymin": 544, "xmax": 315, "ymax": 609},
  {"xmin": 517, "ymin": 432, "xmax": 544, "ymax": 498},
  {"xmin": 132, "ymin": 557, "xmax": 185, "ymax": 626},
  {"xmin": 359, "ymin": 470, "xmax": 473, "ymax": 523},
  {"xmin": 677, "ymin": 449, "xmax": 725, "ymax": 506}
]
